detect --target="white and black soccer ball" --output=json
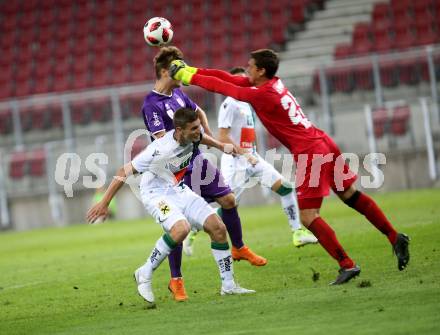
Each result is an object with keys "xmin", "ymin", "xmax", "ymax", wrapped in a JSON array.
[{"xmin": 143, "ymin": 17, "xmax": 174, "ymax": 46}]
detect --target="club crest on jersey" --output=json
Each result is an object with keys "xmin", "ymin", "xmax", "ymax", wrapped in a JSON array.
[
  {"xmin": 158, "ymin": 200, "xmax": 171, "ymax": 215},
  {"xmin": 176, "ymin": 97, "xmax": 185, "ymax": 107}
]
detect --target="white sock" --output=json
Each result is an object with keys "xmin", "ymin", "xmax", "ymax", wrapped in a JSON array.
[
  {"xmin": 280, "ymin": 193, "xmax": 301, "ymax": 231},
  {"xmin": 211, "ymin": 245, "xmax": 235, "ymax": 290},
  {"xmin": 138, "ymin": 235, "xmax": 173, "ymax": 281}
]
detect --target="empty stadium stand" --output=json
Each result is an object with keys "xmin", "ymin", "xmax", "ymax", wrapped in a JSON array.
[
  {"xmin": 0, "ymin": 0, "xmax": 326, "ymax": 101},
  {"xmin": 310, "ymin": 0, "xmax": 440, "ymax": 94}
]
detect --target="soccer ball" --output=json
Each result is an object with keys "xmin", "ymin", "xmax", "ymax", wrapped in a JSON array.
[{"xmin": 143, "ymin": 17, "xmax": 173, "ymax": 46}]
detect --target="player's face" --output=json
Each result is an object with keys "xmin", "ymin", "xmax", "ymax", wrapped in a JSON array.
[
  {"xmin": 160, "ymin": 68, "xmax": 181, "ymax": 88},
  {"xmin": 246, "ymin": 58, "xmax": 263, "ymax": 84},
  {"xmin": 181, "ymin": 118, "xmax": 201, "ymax": 144}
]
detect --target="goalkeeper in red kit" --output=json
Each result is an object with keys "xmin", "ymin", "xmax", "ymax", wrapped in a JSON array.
[{"xmin": 169, "ymin": 49, "xmax": 410, "ymax": 285}]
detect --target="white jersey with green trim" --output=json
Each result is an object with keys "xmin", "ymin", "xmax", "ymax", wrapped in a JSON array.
[{"xmin": 131, "ymin": 130, "xmax": 199, "ymax": 190}]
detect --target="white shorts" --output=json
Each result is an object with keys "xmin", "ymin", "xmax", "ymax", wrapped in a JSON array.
[
  {"xmin": 140, "ymin": 183, "xmax": 216, "ymax": 232},
  {"xmin": 221, "ymin": 153, "xmax": 283, "ymax": 202}
]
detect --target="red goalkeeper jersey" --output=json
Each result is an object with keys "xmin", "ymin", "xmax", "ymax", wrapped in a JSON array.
[{"xmin": 192, "ymin": 69, "xmax": 327, "ymax": 155}]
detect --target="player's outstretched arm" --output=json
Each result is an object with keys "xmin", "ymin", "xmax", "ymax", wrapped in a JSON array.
[
  {"xmin": 170, "ymin": 60, "xmax": 251, "ymax": 87},
  {"xmin": 191, "ymin": 74, "xmax": 259, "ymax": 105},
  {"xmin": 196, "ymin": 68, "xmax": 251, "ymax": 87},
  {"xmin": 200, "ymin": 133, "xmax": 237, "ymax": 155},
  {"xmin": 218, "ymin": 128, "xmax": 258, "ymax": 165},
  {"xmin": 86, "ymin": 163, "xmax": 138, "ymax": 223}
]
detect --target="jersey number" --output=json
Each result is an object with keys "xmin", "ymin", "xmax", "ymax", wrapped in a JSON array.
[{"xmin": 280, "ymin": 93, "xmax": 311, "ymax": 129}]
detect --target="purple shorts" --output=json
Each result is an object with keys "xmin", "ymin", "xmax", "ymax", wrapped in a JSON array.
[{"xmin": 184, "ymin": 154, "xmax": 231, "ymax": 203}]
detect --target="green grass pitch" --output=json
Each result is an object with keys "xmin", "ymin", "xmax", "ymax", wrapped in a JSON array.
[{"xmin": 1, "ymin": 189, "xmax": 439, "ymax": 335}]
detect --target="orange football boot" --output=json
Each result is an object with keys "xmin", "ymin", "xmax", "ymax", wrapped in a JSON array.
[
  {"xmin": 231, "ymin": 245, "xmax": 267, "ymax": 266},
  {"xmin": 168, "ymin": 278, "xmax": 188, "ymax": 302}
]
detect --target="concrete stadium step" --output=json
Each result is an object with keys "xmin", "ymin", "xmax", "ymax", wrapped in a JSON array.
[
  {"xmin": 281, "ymin": 44, "xmax": 336, "ymax": 60},
  {"xmin": 306, "ymin": 14, "xmax": 370, "ymax": 31},
  {"xmin": 326, "ymin": 0, "xmax": 382, "ymax": 10},
  {"xmin": 314, "ymin": 1, "xmax": 377, "ymax": 20},
  {"xmin": 294, "ymin": 25, "xmax": 353, "ymax": 41},
  {"xmin": 278, "ymin": 55, "xmax": 333, "ymax": 77},
  {"xmin": 285, "ymin": 35, "xmax": 350, "ymax": 52}
]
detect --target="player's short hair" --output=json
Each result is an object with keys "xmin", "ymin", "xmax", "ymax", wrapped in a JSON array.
[
  {"xmin": 250, "ymin": 49, "xmax": 279, "ymax": 79},
  {"xmin": 153, "ymin": 46, "xmax": 184, "ymax": 79},
  {"xmin": 173, "ymin": 108, "xmax": 199, "ymax": 129},
  {"xmin": 229, "ymin": 66, "xmax": 246, "ymax": 75}
]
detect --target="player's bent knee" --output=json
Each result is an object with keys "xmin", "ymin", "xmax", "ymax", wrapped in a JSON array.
[
  {"xmin": 203, "ymin": 214, "xmax": 227, "ymax": 241},
  {"xmin": 216, "ymin": 193, "xmax": 236, "ymax": 209},
  {"xmin": 170, "ymin": 220, "xmax": 191, "ymax": 243},
  {"xmin": 300, "ymin": 209, "xmax": 320, "ymax": 227}
]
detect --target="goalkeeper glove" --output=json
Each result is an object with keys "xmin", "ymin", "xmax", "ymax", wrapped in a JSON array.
[
  {"xmin": 173, "ymin": 59, "xmax": 198, "ymax": 74},
  {"xmin": 169, "ymin": 60, "xmax": 195, "ymax": 85}
]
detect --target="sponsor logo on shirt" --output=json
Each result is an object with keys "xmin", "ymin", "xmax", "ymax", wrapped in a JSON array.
[{"xmin": 153, "ymin": 111, "xmax": 161, "ymax": 127}]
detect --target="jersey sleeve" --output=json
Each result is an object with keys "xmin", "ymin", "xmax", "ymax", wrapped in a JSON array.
[
  {"xmin": 191, "ymin": 74, "xmax": 260, "ymax": 105},
  {"xmin": 142, "ymin": 103, "xmax": 165, "ymax": 134},
  {"xmin": 131, "ymin": 143, "xmax": 157, "ymax": 174},
  {"xmin": 218, "ymin": 98, "xmax": 236, "ymax": 128},
  {"xmin": 197, "ymin": 68, "xmax": 251, "ymax": 87}
]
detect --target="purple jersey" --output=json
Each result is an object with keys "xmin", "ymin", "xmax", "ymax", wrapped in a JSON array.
[
  {"xmin": 141, "ymin": 88, "xmax": 231, "ymax": 201},
  {"xmin": 142, "ymin": 88, "xmax": 197, "ymax": 135}
]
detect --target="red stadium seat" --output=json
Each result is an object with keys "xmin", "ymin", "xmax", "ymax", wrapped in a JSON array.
[
  {"xmin": 0, "ymin": 1, "xmax": 20, "ymax": 15},
  {"xmin": 390, "ymin": 0, "xmax": 413, "ymax": 16},
  {"xmin": 326, "ymin": 66, "xmax": 354, "ymax": 93},
  {"xmin": 49, "ymin": 106, "xmax": 63, "ymax": 128},
  {"xmin": 372, "ymin": 21, "xmax": 394, "ymax": 52},
  {"xmin": 351, "ymin": 23, "xmax": 373, "ymax": 56},
  {"xmin": 93, "ymin": 98, "xmax": 112, "ymax": 123},
  {"xmin": 72, "ymin": 55, "xmax": 90, "ymax": 74},
  {"xmin": 15, "ymin": 79, "xmax": 34, "ymax": 97},
  {"xmin": 397, "ymin": 58, "xmax": 420, "ymax": 85},
  {"xmin": 353, "ymin": 63, "xmax": 374, "ymax": 90},
  {"xmin": 379, "ymin": 60, "xmax": 398, "ymax": 87},
  {"xmin": 0, "ymin": 110, "xmax": 13, "ymax": 135},
  {"xmin": 53, "ymin": 75, "xmax": 72, "ymax": 92},
  {"xmin": 0, "ymin": 48, "xmax": 15, "ymax": 67},
  {"xmin": 91, "ymin": 69, "xmax": 111, "ymax": 87},
  {"xmin": 0, "ymin": 84, "xmax": 14, "ymax": 100},
  {"xmin": 372, "ymin": 2, "xmax": 391, "ymax": 22},
  {"xmin": 393, "ymin": 21, "xmax": 417, "ymax": 50},
  {"xmin": 29, "ymin": 149, "xmax": 47, "ymax": 177},
  {"xmin": 334, "ymin": 43, "xmax": 353, "ymax": 60},
  {"xmin": 110, "ymin": 66, "xmax": 130, "ymax": 85},
  {"xmin": 372, "ymin": 107, "xmax": 389, "ymax": 138},
  {"xmin": 39, "ymin": 8, "xmax": 56, "ymax": 27},
  {"xmin": 53, "ymin": 58, "xmax": 71, "ymax": 79},
  {"xmin": 9, "ymin": 152, "xmax": 28, "ymax": 179},
  {"xmin": 18, "ymin": 11, "xmax": 38, "ymax": 30},
  {"xmin": 415, "ymin": 18, "xmax": 439, "ymax": 46},
  {"xmin": 34, "ymin": 61, "xmax": 53, "ymax": 80},
  {"xmin": 34, "ymin": 77, "xmax": 53, "ymax": 95},
  {"xmin": 70, "ymin": 100, "xmax": 91, "ymax": 125},
  {"xmin": 71, "ymin": 72, "xmax": 91, "ymax": 90},
  {"xmin": 34, "ymin": 42, "xmax": 53, "ymax": 62},
  {"xmin": 31, "ymin": 105, "xmax": 51, "ymax": 130},
  {"xmin": 390, "ymin": 105, "xmax": 411, "ymax": 136}
]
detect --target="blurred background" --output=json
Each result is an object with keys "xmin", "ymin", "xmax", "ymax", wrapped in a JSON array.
[{"xmin": 0, "ymin": 0, "xmax": 439, "ymax": 231}]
